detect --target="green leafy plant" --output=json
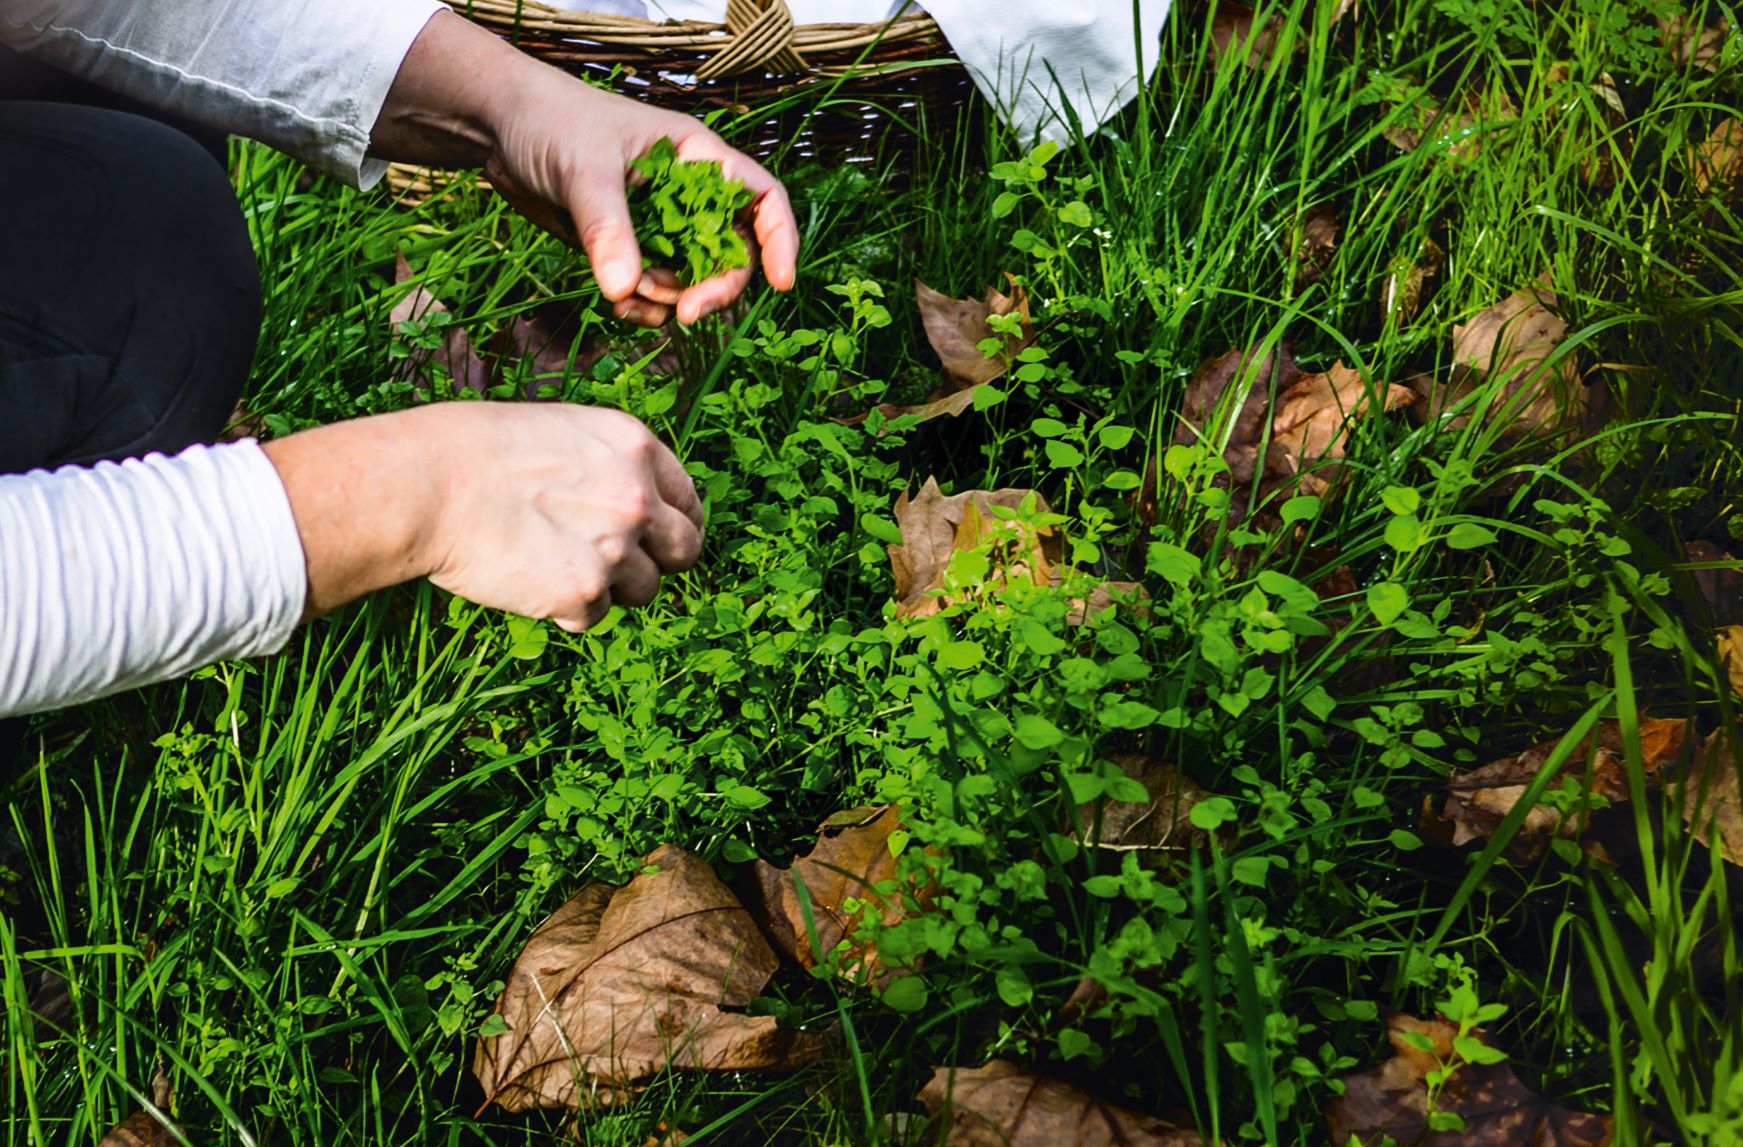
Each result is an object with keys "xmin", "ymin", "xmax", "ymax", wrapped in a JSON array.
[{"xmin": 628, "ymin": 136, "xmax": 754, "ymax": 285}]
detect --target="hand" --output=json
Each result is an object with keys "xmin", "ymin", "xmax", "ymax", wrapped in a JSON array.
[
  {"xmin": 421, "ymin": 404, "xmax": 703, "ymax": 630},
  {"xmin": 263, "ymin": 403, "xmax": 703, "ymax": 630},
  {"xmin": 373, "ymin": 11, "xmax": 797, "ymax": 326}
]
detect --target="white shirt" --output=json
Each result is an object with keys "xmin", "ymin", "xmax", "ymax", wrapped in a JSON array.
[{"xmin": 0, "ymin": 0, "xmax": 443, "ymax": 718}]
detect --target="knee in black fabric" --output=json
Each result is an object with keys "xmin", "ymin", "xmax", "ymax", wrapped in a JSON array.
[{"xmin": 0, "ymin": 102, "xmax": 261, "ymax": 472}]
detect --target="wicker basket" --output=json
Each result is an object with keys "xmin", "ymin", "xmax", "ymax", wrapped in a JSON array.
[{"xmin": 442, "ymin": 0, "xmax": 972, "ymax": 156}]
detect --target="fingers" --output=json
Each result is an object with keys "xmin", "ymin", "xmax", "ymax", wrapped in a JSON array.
[
  {"xmin": 646, "ymin": 442, "xmax": 704, "ymax": 531},
  {"xmin": 568, "ymin": 169, "xmax": 643, "ymax": 302},
  {"xmin": 674, "ymin": 134, "xmax": 798, "ymax": 293},
  {"xmin": 612, "ymin": 295, "xmax": 672, "ymax": 327},
  {"xmin": 676, "ymin": 263, "xmax": 753, "ymax": 326},
  {"xmin": 642, "ymin": 500, "xmax": 702, "ymax": 572},
  {"xmin": 610, "ymin": 548, "xmax": 662, "ymax": 608}
]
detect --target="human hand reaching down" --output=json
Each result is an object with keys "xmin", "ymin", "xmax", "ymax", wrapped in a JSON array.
[{"xmin": 263, "ymin": 403, "xmax": 702, "ymax": 630}]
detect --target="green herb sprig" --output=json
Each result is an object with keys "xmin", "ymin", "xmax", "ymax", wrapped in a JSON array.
[{"xmin": 629, "ymin": 137, "xmax": 754, "ymax": 286}]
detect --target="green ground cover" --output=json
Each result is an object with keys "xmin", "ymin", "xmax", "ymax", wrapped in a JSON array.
[{"xmin": 5, "ymin": 0, "xmax": 1743, "ymax": 1142}]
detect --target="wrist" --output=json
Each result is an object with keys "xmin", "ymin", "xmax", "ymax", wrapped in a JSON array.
[{"xmin": 262, "ymin": 408, "xmax": 451, "ymax": 618}]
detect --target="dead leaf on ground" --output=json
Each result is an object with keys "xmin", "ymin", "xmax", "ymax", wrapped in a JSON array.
[
  {"xmin": 888, "ymin": 478, "xmax": 1059, "ymax": 618},
  {"xmin": 1661, "ymin": 14, "xmax": 1731, "ymax": 72},
  {"xmin": 473, "ymin": 845, "xmax": 822, "ymax": 1113},
  {"xmin": 920, "ymin": 1060, "xmax": 1209, "ymax": 1146},
  {"xmin": 99, "ymin": 1061, "xmax": 174, "ymax": 1146},
  {"xmin": 1209, "ymin": 2, "xmax": 1284, "ymax": 71},
  {"xmin": 1383, "ymin": 87, "xmax": 1518, "ymax": 161},
  {"xmin": 1382, "ymin": 237, "xmax": 1445, "ymax": 330},
  {"xmin": 1419, "ymin": 718, "xmax": 1692, "ymax": 862},
  {"xmin": 1718, "ymin": 628, "xmax": 1743, "ymax": 700},
  {"xmin": 1271, "ymin": 362, "xmax": 1416, "ymax": 485},
  {"xmin": 752, "ymin": 805, "xmax": 930, "ymax": 983},
  {"xmin": 1326, "ymin": 1012, "xmax": 1613, "ymax": 1146},
  {"xmin": 916, "ymin": 278, "xmax": 1034, "ymax": 393},
  {"xmin": 1170, "ymin": 344, "xmax": 1414, "ymax": 518},
  {"xmin": 391, "ymin": 252, "xmax": 491, "ymax": 396},
  {"xmin": 835, "ymin": 384, "xmax": 997, "ymax": 433},
  {"xmin": 1294, "ymin": 203, "xmax": 1341, "ymax": 286},
  {"xmin": 1069, "ymin": 755, "xmax": 1218, "ymax": 863},
  {"xmin": 1686, "ymin": 541, "xmax": 1743, "ymax": 624},
  {"xmin": 1173, "ymin": 344, "xmax": 1300, "ymax": 485},
  {"xmin": 1692, "ymin": 117, "xmax": 1743, "ymax": 194},
  {"xmin": 1683, "ymin": 728, "xmax": 1743, "ymax": 867},
  {"xmin": 1415, "ymin": 278, "xmax": 1589, "ymax": 436}
]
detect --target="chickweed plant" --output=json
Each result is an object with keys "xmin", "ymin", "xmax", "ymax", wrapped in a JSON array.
[{"xmin": 3, "ymin": 0, "xmax": 1741, "ymax": 1143}]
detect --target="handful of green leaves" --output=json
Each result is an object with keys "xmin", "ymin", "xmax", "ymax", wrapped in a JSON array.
[{"xmin": 629, "ymin": 137, "xmax": 754, "ymax": 286}]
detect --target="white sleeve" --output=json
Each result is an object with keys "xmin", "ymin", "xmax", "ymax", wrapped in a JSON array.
[
  {"xmin": 0, "ymin": 0, "xmax": 442, "ymax": 188},
  {"xmin": 0, "ymin": 441, "xmax": 308, "ymax": 719}
]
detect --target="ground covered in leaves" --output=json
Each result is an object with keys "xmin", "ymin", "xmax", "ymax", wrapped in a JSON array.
[{"xmin": 4, "ymin": 1, "xmax": 1743, "ymax": 1145}]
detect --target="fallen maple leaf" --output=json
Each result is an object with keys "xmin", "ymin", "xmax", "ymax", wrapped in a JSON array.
[
  {"xmin": 888, "ymin": 479, "xmax": 1058, "ymax": 618},
  {"xmin": 1210, "ymin": 2, "xmax": 1285, "ymax": 70},
  {"xmin": 916, "ymin": 277, "xmax": 1034, "ymax": 393},
  {"xmin": 473, "ymin": 845, "xmax": 822, "ymax": 1112},
  {"xmin": 1420, "ymin": 718, "xmax": 1692, "ymax": 862},
  {"xmin": 920, "ymin": 1060, "xmax": 1208, "ymax": 1146},
  {"xmin": 1326, "ymin": 1012, "xmax": 1612, "ymax": 1146},
  {"xmin": 751, "ymin": 805, "xmax": 928, "ymax": 983},
  {"xmin": 1069, "ymin": 755, "xmax": 1217, "ymax": 862},
  {"xmin": 392, "ymin": 252, "xmax": 491, "ymax": 396},
  {"xmin": 1692, "ymin": 117, "xmax": 1743, "ymax": 194},
  {"xmin": 1270, "ymin": 362, "xmax": 1416, "ymax": 481}
]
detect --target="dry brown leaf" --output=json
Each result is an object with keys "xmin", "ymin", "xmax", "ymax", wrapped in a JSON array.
[
  {"xmin": 1294, "ymin": 203, "xmax": 1341, "ymax": 286},
  {"xmin": 1173, "ymin": 345, "xmax": 1300, "ymax": 485},
  {"xmin": 751, "ymin": 805, "xmax": 927, "ymax": 983},
  {"xmin": 1661, "ymin": 14, "xmax": 1730, "ymax": 72},
  {"xmin": 1271, "ymin": 362, "xmax": 1416, "ymax": 476},
  {"xmin": 99, "ymin": 1062, "xmax": 174, "ymax": 1146},
  {"xmin": 1420, "ymin": 718, "xmax": 1692, "ymax": 862},
  {"xmin": 1326, "ymin": 1013, "xmax": 1613, "ymax": 1146},
  {"xmin": 1686, "ymin": 541, "xmax": 1743, "ymax": 624},
  {"xmin": 1209, "ymin": 2, "xmax": 1285, "ymax": 71},
  {"xmin": 1423, "ymin": 279, "xmax": 1588, "ymax": 436},
  {"xmin": 473, "ymin": 845, "xmax": 822, "ymax": 1113},
  {"xmin": 1384, "ymin": 87, "xmax": 1518, "ymax": 161},
  {"xmin": 1063, "ymin": 580, "xmax": 1149, "ymax": 626},
  {"xmin": 915, "ymin": 277, "xmax": 1034, "ymax": 393},
  {"xmin": 1692, "ymin": 117, "xmax": 1743, "ymax": 194},
  {"xmin": 391, "ymin": 252, "xmax": 491, "ymax": 396},
  {"xmin": 1681, "ymin": 728, "xmax": 1743, "ymax": 867},
  {"xmin": 1719, "ymin": 628, "xmax": 1743, "ymax": 700},
  {"xmin": 1069, "ymin": 755, "xmax": 1217, "ymax": 862},
  {"xmin": 835, "ymin": 385, "xmax": 993, "ymax": 432},
  {"xmin": 920, "ymin": 1060, "xmax": 1208, "ymax": 1146},
  {"xmin": 888, "ymin": 479, "xmax": 1057, "ymax": 618}
]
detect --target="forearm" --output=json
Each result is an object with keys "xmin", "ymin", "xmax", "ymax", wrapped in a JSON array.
[
  {"xmin": 260, "ymin": 409, "xmax": 446, "ymax": 620},
  {"xmin": 367, "ymin": 8, "xmax": 534, "ymax": 169}
]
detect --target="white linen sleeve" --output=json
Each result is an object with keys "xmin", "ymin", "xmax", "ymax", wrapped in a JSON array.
[
  {"xmin": 0, "ymin": 441, "xmax": 308, "ymax": 719},
  {"xmin": 0, "ymin": 0, "xmax": 442, "ymax": 188}
]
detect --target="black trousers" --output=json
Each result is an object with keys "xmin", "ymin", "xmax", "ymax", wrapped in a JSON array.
[{"xmin": 0, "ymin": 67, "xmax": 262, "ymax": 768}]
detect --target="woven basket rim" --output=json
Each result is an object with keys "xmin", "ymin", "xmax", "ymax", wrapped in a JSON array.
[{"xmin": 443, "ymin": 0, "xmax": 945, "ymax": 54}]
